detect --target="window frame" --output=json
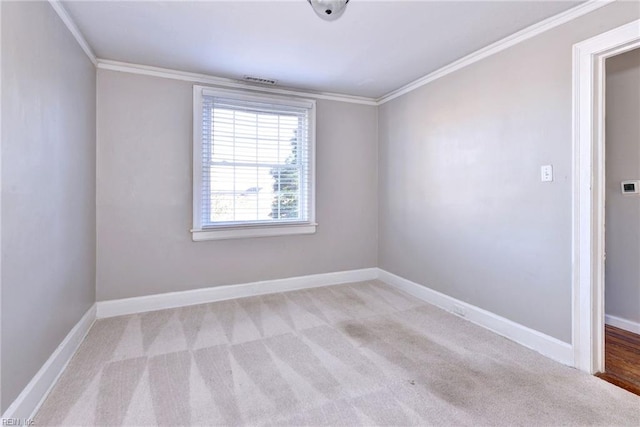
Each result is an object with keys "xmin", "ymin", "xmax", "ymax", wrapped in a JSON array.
[{"xmin": 192, "ymin": 85, "xmax": 317, "ymax": 241}]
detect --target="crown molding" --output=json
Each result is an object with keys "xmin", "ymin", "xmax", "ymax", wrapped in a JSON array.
[
  {"xmin": 96, "ymin": 59, "xmax": 378, "ymax": 106},
  {"xmin": 376, "ymin": 0, "xmax": 616, "ymax": 105},
  {"xmin": 48, "ymin": 0, "xmax": 97, "ymax": 66},
  {"xmin": 48, "ymin": 0, "xmax": 616, "ymax": 106}
]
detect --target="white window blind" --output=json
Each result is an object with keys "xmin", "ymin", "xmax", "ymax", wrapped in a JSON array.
[{"xmin": 193, "ymin": 87, "xmax": 316, "ymax": 239}]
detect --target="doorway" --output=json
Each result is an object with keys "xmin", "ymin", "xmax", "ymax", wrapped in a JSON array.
[
  {"xmin": 596, "ymin": 48, "xmax": 640, "ymax": 395},
  {"xmin": 572, "ymin": 19, "xmax": 640, "ymax": 378}
]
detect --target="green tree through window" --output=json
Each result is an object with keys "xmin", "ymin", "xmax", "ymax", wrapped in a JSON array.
[{"xmin": 271, "ymin": 130, "xmax": 299, "ymax": 219}]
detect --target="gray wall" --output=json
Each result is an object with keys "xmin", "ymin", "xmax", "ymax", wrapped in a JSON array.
[
  {"xmin": 96, "ymin": 70, "xmax": 378, "ymax": 301},
  {"xmin": 605, "ymin": 48, "xmax": 640, "ymax": 327},
  {"xmin": 1, "ymin": 1, "xmax": 96, "ymax": 411},
  {"xmin": 378, "ymin": 1, "xmax": 640, "ymax": 343}
]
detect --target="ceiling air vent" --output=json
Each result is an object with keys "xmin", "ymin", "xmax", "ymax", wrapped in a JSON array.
[{"xmin": 243, "ymin": 75, "xmax": 278, "ymax": 86}]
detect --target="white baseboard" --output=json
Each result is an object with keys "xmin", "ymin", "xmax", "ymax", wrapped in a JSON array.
[
  {"xmin": 2, "ymin": 304, "xmax": 97, "ymax": 420},
  {"xmin": 97, "ymin": 268, "xmax": 379, "ymax": 318},
  {"xmin": 98, "ymin": 267, "xmax": 575, "ymax": 366},
  {"xmin": 3, "ymin": 267, "xmax": 580, "ymax": 422},
  {"xmin": 377, "ymin": 269, "xmax": 574, "ymax": 366},
  {"xmin": 605, "ymin": 314, "xmax": 640, "ymax": 335}
]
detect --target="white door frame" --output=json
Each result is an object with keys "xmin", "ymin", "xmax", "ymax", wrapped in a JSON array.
[{"xmin": 572, "ymin": 19, "xmax": 640, "ymax": 374}]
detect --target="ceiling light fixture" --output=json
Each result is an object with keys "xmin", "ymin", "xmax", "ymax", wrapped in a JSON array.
[{"xmin": 308, "ymin": 0, "xmax": 349, "ymax": 22}]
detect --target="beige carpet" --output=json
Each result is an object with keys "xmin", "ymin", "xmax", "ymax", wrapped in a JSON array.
[{"xmin": 35, "ymin": 280, "xmax": 639, "ymax": 426}]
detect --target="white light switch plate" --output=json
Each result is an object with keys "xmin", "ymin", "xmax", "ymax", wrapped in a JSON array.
[{"xmin": 541, "ymin": 165, "xmax": 553, "ymax": 182}]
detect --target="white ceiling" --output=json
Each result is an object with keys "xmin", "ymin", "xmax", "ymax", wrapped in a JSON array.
[{"xmin": 62, "ymin": 0, "xmax": 583, "ymax": 99}]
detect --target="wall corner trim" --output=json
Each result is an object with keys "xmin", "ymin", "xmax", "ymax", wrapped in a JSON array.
[
  {"xmin": 96, "ymin": 268, "xmax": 379, "ymax": 318},
  {"xmin": 376, "ymin": 0, "xmax": 616, "ymax": 105},
  {"xmin": 47, "ymin": 0, "xmax": 97, "ymax": 66},
  {"xmin": 377, "ymin": 269, "xmax": 575, "ymax": 367},
  {"xmin": 1, "ymin": 304, "xmax": 97, "ymax": 420}
]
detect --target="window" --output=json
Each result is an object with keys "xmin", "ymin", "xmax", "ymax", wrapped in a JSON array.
[{"xmin": 192, "ymin": 86, "xmax": 316, "ymax": 241}]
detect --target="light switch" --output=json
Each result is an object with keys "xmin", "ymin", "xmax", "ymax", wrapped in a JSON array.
[{"xmin": 541, "ymin": 165, "xmax": 553, "ymax": 182}]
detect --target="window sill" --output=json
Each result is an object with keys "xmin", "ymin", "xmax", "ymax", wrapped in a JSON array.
[{"xmin": 191, "ymin": 223, "xmax": 317, "ymax": 241}]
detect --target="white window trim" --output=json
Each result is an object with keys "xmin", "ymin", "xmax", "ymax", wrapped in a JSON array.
[{"xmin": 192, "ymin": 86, "xmax": 317, "ymax": 241}]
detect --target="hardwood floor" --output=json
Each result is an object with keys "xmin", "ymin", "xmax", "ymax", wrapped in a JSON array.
[{"xmin": 596, "ymin": 325, "xmax": 640, "ymax": 396}]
